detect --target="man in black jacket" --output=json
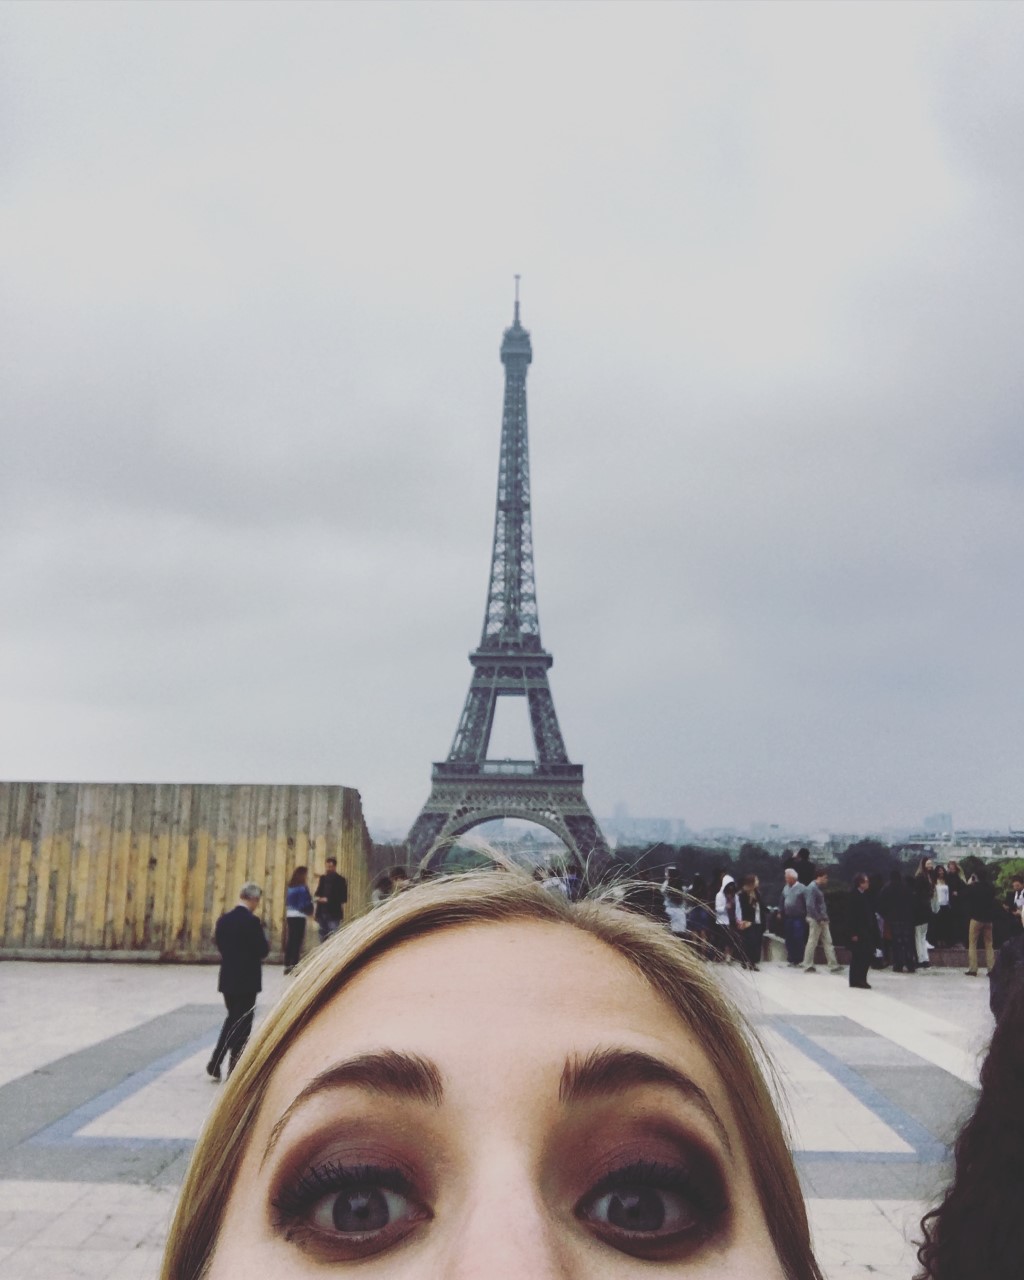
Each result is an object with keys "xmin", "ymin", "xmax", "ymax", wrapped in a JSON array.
[
  {"xmin": 206, "ymin": 881, "xmax": 269, "ymax": 1081},
  {"xmin": 314, "ymin": 857, "xmax": 348, "ymax": 943},
  {"xmin": 794, "ymin": 847, "xmax": 817, "ymax": 886},
  {"xmin": 965, "ymin": 870, "xmax": 998, "ymax": 976},
  {"xmin": 848, "ymin": 873, "xmax": 877, "ymax": 989}
]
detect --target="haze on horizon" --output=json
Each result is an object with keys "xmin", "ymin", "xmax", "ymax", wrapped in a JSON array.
[{"xmin": 2, "ymin": 1, "xmax": 1023, "ymax": 838}]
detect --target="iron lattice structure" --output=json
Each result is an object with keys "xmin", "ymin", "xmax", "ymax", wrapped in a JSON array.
[{"xmin": 407, "ymin": 293, "xmax": 608, "ymax": 869}]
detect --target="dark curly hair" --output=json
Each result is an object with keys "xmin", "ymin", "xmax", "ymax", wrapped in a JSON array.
[{"xmin": 916, "ymin": 983, "xmax": 1024, "ymax": 1278}]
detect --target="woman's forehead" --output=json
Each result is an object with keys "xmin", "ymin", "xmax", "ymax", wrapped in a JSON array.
[
  {"xmin": 324, "ymin": 920, "xmax": 656, "ymax": 1031},
  {"xmin": 271, "ymin": 920, "xmax": 716, "ymax": 1093}
]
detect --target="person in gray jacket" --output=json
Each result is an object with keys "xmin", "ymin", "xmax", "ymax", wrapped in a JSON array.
[
  {"xmin": 802, "ymin": 870, "xmax": 844, "ymax": 973},
  {"xmin": 781, "ymin": 868, "xmax": 809, "ymax": 966}
]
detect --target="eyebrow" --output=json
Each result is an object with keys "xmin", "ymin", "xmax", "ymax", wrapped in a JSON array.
[
  {"xmin": 261, "ymin": 1045, "xmax": 731, "ymax": 1170},
  {"xmin": 559, "ymin": 1047, "xmax": 733, "ymax": 1155},
  {"xmin": 262, "ymin": 1050, "xmax": 444, "ymax": 1167}
]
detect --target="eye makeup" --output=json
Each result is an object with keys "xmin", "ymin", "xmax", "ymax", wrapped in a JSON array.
[
  {"xmin": 576, "ymin": 1152, "xmax": 730, "ymax": 1261},
  {"xmin": 265, "ymin": 1109, "xmax": 732, "ymax": 1268},
  {"xmin": 558, "ymin": 1104, "xmax": 734, "ymax": 1262},
  {"xmin": 270, "ymin": 1158, "xmax": 430, "ymax": 1262}
]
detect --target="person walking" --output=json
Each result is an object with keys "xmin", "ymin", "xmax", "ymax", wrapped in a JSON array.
[
  {"xmin": 794, "ymin": 847, "xmax": 816, "ymax": 886},
  {"xmin": 929, "ymin": 865, "xmax": 954, "ymax": 949},
  {"xmin": 283, "ymin": 867, "xmax": 314, "ymax": 974},
  {"xmin": 710, "ymin": 869, "xmax": 736, "ymax": 962},
  {"xmin": 780, "ymin": 868, "xmax": 809, "ymax": 967},
  {"xmin": 684, "ymin": 871, "xmax": 714, "ymax": 958},
  {"xmin": 848, "ymin": 872, "xmax": 877, "ymax": 989},
  {"xmin": 802, "ymin": 870, "xmax": 844, "ymax": 974},
  {"xmin": 660, "ymin": 867, "xmax": 688, "ymax": 941},
  {"xmin": 720, "ymin": 882, "xmax": 749, "ymax": 966},
  {"xmin": 913, "ymin": 856, "xmax": 936, "ymax": 969},
  {"xmin": 713, "ymin": 869, "xmax": 735, "ymax": 921},
  {"xmin": 738, "ymin": 874, "xmax": 764, "ymax": 971},
  {"xmin": 879, "ymin": 869, "xmax": 917, "ymax": 973},
  {"xmin": 313, "ymin": 856, "xmax": 348, "ymax": 943},
  {"xmin": 965, "ymin": 869, "xmax": 998, "ymax": 976},
  {"xmin": 946, "ymin": 860, "xmax": 967, "ymax": 944},
  {"xmin": 563, "ymin": 863, "xmax": 583, "ymax": 902},
  {"xmin": 868, "ymin": 872, "xmax": 889, "ymax": 968},
  {"xmin": 207, "ymin": 882, "xmax": 269, "ymax": 1081}
]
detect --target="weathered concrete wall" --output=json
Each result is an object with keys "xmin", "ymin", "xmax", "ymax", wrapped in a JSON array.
[{"xmin": 0, "ymin": 782, "xmax": 371, "ymax": 961}]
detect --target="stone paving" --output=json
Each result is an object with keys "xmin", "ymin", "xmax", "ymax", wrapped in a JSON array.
[{"xmin": 0, "ymin": 955, "xmax": 994, "ymax": 1279}]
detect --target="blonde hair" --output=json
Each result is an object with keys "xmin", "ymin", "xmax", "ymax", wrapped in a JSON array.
[{"xmin": 163, "ymin": 871, "xmax": 822, "ymax": 1280}]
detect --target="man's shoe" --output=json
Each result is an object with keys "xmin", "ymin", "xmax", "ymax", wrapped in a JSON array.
[
  {"xmin": 965, "ymin": 971, "xmax": 978, "ymax": 977},
  {"xmin": 205, "ymin": 1061, "xmax": 221, "ymax": 1082},
  {"xmin": 829, "ymin": 967, "xmax": 844, "ymax": 974},
  {"xmin": 850, "ymin": 982, "xmax": 872, "ymax": 989},
  {"xmin": 804, "ymin": 966, "xmax": 817, "ymax": 973}
]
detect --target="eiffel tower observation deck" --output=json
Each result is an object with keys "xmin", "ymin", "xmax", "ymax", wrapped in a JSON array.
[{"xmin": 407, "ymin": 286, "xmax": 608, "ymax": 870}]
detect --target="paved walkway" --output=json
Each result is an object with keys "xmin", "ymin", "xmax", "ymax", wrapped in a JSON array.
[{"xmin": 0, "ymin": 956, "xmax": 994, "ymax": 1279}]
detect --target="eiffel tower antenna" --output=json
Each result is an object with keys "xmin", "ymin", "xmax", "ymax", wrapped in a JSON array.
[{"xmin": 407, "ymin": 296, "xmax": 607, "ymax": 870}]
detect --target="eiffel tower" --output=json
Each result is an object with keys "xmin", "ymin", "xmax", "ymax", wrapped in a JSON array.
[{"xmin": 407, "ymin": 286, "xmax": 607, "ymax": 870}]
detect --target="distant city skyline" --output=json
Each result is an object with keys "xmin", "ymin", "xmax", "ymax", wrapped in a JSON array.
[{"xmin": 369, "ymin": 805, "xmax": 1021, "ymax": 849}]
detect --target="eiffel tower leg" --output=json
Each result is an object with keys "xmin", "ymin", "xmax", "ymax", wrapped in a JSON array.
[
  {"xmin": 527, "ymin": 686, "xmax": 568, "ymax": 763},
  {"xmin": 406, "ymin": 809, "xmax": 450, "ymax": 868}
]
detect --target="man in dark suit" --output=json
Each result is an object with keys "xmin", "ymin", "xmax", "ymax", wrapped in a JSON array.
[
  {"xmin": 848, "ymin": 872, "xmax": 876, "ymax": 989},
  {"xmin": 965, "ymin": 870, "xmax": 998, "ymax": 976},
  {"xmin": 794, "ymin": 847, "xmax": 817, "ymax": 886},
  {"xmin": 314, "ymin": 857, "xmax": 348, "ymax": 943},
  {"xmin": 206, "ymin": 881, "xmax": 269, "ymax": 1081}
]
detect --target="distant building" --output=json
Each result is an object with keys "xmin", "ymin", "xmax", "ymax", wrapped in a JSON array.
[
  {"xmin": 921, "ymin": 812, "xmax": 954, "ymax": 839},
  {"xmin": 603, "ymin": 809, "xmax": 690, "ymax": 847}
]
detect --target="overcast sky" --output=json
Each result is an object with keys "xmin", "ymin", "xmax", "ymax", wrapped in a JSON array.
[{"xmin": 3, "ymin": 1, "xmax": 1023, "ymax": 837}]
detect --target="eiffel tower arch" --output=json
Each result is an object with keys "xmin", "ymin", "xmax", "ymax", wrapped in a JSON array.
[{"xmin": 407, "ymin": 287, "xmax": 608, "ymax": 871}]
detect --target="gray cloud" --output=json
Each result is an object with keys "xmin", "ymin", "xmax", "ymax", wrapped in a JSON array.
[{"xmin": 2, "ymin": 1, "xmax": 1023, "ymax": 835}]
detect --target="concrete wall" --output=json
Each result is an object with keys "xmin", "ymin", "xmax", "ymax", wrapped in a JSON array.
[{"xmin": 0, "ymin": 782, "xmax": 371, "ymax": 961}]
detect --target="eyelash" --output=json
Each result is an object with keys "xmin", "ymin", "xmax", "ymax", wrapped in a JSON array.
[
  {"xmin": 587, "ymin": 1157, "xmax": 720, "ymax": 1208},
  {"xmin": 579, "ymin": 1157, "xmax": 729, "ymax": 1256},
  {"xmin": 271, "ymin": 1161, "xmax": 416, "ymax": 1230}
]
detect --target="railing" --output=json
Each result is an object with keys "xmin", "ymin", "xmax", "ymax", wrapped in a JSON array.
[
  {"xmin": 481, "ymin": 760, "xmax": 536, "ymax": 776},
  {"xmin": 433, "ymin": 760, "xmax": 584, "ymax": 781}
]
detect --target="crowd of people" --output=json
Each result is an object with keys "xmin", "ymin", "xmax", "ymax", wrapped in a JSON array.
[
  {"xmin": 622, "ymin": 851, "xmax": 1024, "ymax": 993},
  {"xmin": 643, "ymin": 855, "xmax": 853, "ymax": 981},
  {"xmin": 866, "ymin": 857, "xmax": 1023, "ymax": 979}
]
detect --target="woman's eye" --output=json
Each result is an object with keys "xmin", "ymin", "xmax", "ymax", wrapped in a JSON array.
[
  {"xmin": 584, "ymin": 1185, "xmax": 699, "ymax": 1235},
  {"xmin": 576, "ymin": 1159, "xmax": 727, "ymax": 1257},
  {"xmin": 272, "ymin": 1163, "xmax": 429, "ymax": 1258},
  {"xmin": 309, "ymin": 1183, "xmax": 418, "ymax": 1236}
]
